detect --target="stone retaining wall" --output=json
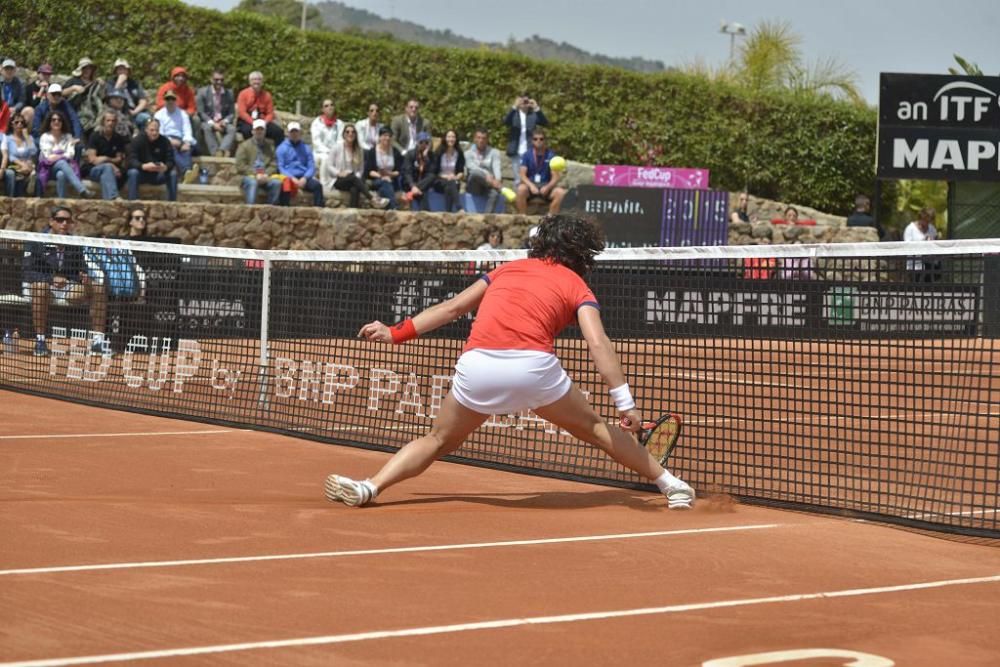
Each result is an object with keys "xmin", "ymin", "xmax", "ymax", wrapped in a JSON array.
[{"xmin": 0, "ymin": 195, "xmax": 877, "ymax": 249}]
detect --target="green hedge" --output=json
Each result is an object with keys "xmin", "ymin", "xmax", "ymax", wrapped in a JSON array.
[{"xmin": 2, "ymin": 0, "xmax": 878, "ymax": 213}]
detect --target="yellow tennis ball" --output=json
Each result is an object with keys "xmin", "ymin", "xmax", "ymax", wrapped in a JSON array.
[{"xmin": 549, "ymin": 156, "xmax": 566, "ymax": 172}]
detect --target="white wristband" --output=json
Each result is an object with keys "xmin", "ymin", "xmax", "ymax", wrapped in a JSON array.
[{"xmin": 609, "ymin": 383, "xmax": 635, "ymax": 411}]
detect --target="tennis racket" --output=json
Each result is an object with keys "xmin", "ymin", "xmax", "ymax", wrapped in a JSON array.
[{"xmin": 622, "ymin": 413, "xmax": 683, "ymax": 466}]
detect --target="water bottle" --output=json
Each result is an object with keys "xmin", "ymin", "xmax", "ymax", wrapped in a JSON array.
[
  {"xmin": 3, "ymin": 329, "xmax": 14, "ymax": 355},
  {"xmin": 199, "ymin": 167, "xmax": 209, "ymax": 185}
]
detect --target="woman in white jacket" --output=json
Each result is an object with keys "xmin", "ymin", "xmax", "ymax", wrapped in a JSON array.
[{"xmin": 309, "ymin": 98, "xmax": 344, "ymax": 176}]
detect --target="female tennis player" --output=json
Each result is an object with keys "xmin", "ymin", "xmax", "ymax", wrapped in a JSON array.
[{"xmin": 326, "ymin": 214, "xmax": 695, "ymax": 509}]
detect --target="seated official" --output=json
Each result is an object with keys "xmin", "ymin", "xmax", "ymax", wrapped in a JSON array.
[
  {"xmin": 516, "ymin": 129, "xmax": 566, "ymax": 215},
  {"xmin": 22, "ymin": 207, "xmax": 108, "ymax": 357}
]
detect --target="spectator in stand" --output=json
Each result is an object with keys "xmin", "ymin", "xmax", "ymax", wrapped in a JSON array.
[
  {"xmin": 61, "ymin": 57, "xmax": 100, "ymax": 102},
  {"xmin": 153, "ymin": 90, "xmax": 195, "ymax": 180},
  {"xmin": 21, "ymin": 63, "xmax": 54, "ymax": 129},
  {"xmin": 195, "ymin": 69, "xmax": 236, "ymax": 157},
  {"xmin": 37, "ymin": 110, "xmax": 92, "ymax": 198},
  {"xmin": 0, "ymin": 96, "xmax": 9, "ymax": 137},
  {"xmin": 322, "ymin": 125, "xmax": 387, "ymax": 209},
  {"xmin": 516, "ymin": 129, "xmax": 566, "ymax": 215},
  {"xmin": 464, "ymin": 127, "xmax": 504, "ymax": 214},
  {"xmin": 903, "ymin": 206, "xmax": 940, "ymax": 282},
  {"xmin": 776, "ymin": 207, "xmax": 815, "ymax": 280},
  {"xmin": 235, "ymin": 118, "xmax": 280, "ymax": 205},
  {"xmin": 390, "ymin": 98, "xmax": 432, "ymax": 154},
  {"xmin": 23, "ymin": 206, "xmax": 108, "ymax": 357},
  {"xmin": 504, "ymin": 93, "xmax": 548, "ymax": 181},
  {"xmin": 155, "ymin": 66, "xmax": 200, "ymax": 145},
  {"xmin": 432, "ymin": 129, "xmax": 465, "ymax": 212},
  {"xmin": 730, "ymin": 191, "xmax": 755, "ymax": 224},
  {"xmin": 125, "ymin": 205, "xmax": 150, "ymax": 239},
  {"xmin": 846, "ymin": 193, "xmax": 885, "ymax": 240},
  {"xmin": 476, "ymin": 225, "xmax": 504, "ymax": 250},
  {"xmin": 276, "ymin": 121, "xmax": 323, "ymax": 207},
  {"xmin": 236, "ymin": 71, "xmax": 284, "ymax": 145},
  {"xmin": 402, "ymin": 131, "xmax": 437, "ymax": 211},
  {"xmin": 101, "ymin": 89, "xmax": 136, "ymax": 138},
  {"xmin": 84, "ymin": 110, "xmax": 128, "ymax": 200},
  {"xmin": 310, "ymin": 98, "xmax": 345, "ymax": 177},
  {"xmin": 355, "ymin": 103, "xmax": 382, "ymax": 151},
  {"xmin": 1, "ymin": 59, "xmax": 25, "ymax": 124},
  {"xmin": 126, "ymin": 118, "xmax": 177, "ymax": 201},
  {"xmin": 365, "ymin": 126, "xmax": 403, "ymax": 210},
  {"xmin": 106, "ymin": 59, "xmax": 151, "ymax": 131},
  {"xmin": 3, "ymin": 114, "xmax": 37, "ymax": 196},
  {"xmin": 31, "ymin": 84, "xmax": 84, "ymax": 142}
]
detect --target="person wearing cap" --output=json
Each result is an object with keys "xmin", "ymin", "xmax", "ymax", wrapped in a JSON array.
[
  {"xmin": 354, "ymin": 103, "xmax": 383, "ymax": 151},
  {"xmin": 390, "ymin": 98, "xmax": 432, "ymax": 154},
  {"xmin": 276, "ymin": 121, "xmax": 323, "ymax": 207},
  {"xmin": 99, "ymin": 89, "xmax": 136, "ymax": 138},
  {"xmin": 105, "ymin": 58, "xmax": 151, "ymax": 130},
  {"xmin": 1, "ymin": 59, "xmax": 25, "ymax": 119},
  {"xmin": 84, "ymin": 110, "xmax": 129, "ymax": 199},
  {"xmin": 31, "ymin": 83, "xmax": 84, "ymax": 143},
  {"xmin": 21, "ymin": 64, "xmax": 53, "ymax": 129},
  {"xmin": 195, "ymin": 69, "xmax": 236, "ymax": 157},
  {"xmin": 126, "ymin": 118, "xmax": 177, "ymax": 201},
  {"xmin": 401, "ymin": 131, "xmax": 437, "ymax": 211},
  {"xmin": 156, "ymin": 66, "xmax": 200, "ymax": 145},
  {"xmin": 309, "ymin": 98, "xmax": 345, "ymax": 177},
  {"xmin": 234, "ymin": 118, "xmax": 280, "ymax": 205},
  {"xmin": 364, "ymin": 125, "xmax": 403, "ymax": 210},
  {"xmin": 62, "ymin": 57, "xmax": 100, "ymax": 101},
  {"xmin": 464, "ymin": 127, "xmax": 504, "ymax": 214},
  {"xmin": 153, "ymin": 89, "xmax": 196, "ymax": 180},
  {"xmin": 236, "ymin": 71, "xmax": 284, "ymax": 145}
]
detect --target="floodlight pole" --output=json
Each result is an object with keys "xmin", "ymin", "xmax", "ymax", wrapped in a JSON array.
[{"xmin": 720, "ymin": 21, "xmax": 747, "ymax": 62}]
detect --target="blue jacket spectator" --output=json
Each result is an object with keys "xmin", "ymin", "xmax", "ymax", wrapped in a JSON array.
[
  {"xmin": 31, "ymin": 84, "xmax": 83, "ymax": 140},
  {"xmin": 276, "ymin": 121, "xmax": 324, "ymax": 207}
]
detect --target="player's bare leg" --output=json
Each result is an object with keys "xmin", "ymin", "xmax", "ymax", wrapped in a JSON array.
[
  {"xmin": 533, "ymin": 384, "xmax": 694, "ymax": 508},
  {"xmin": 326, "ymin": 392, "xmax": 488, "ymax": 506}
]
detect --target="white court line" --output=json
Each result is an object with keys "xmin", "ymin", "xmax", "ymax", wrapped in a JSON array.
[
  {"xmin": 3, "ymin": 573, "xmax": 999, "ymax": 667},
  {"xmin": 0, "ymin": 430, "xmax": 241, "ymax": 441},
  {"xmin": 904, "ymin": 507, "xmax": 1000, "ymax": 521},
  {"xmin": 0, "ymin": 524, "xmax": 778, "ymax": 577}
]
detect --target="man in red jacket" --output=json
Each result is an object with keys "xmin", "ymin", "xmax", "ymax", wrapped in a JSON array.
[{"xmin": 236, "ymin": 71, "xmax": 284, "ymax": 145}]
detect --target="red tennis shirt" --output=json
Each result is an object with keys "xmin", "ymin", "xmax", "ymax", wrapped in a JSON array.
[{"xmin": 463, "ymin": 258, "xmax": 599, "ymax": 354}]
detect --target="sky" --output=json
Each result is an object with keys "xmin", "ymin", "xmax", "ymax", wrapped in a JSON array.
[{"xmin": 182, "ymin": 0, "xmax": 1000, "ymax": 104}]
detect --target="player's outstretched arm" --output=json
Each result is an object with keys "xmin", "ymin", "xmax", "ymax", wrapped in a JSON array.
[
  {"xmin": 358, "ymin": 279, "xmax": 488, "ymax": 343},
  {"xmin": 577, "ymin": 305, "xmax": 641, "ymax": 432}
]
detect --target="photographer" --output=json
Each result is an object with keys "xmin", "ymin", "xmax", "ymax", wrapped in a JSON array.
[{"xmin": 503, "ymin": 93, "xmax": 549, "ymax": 182}]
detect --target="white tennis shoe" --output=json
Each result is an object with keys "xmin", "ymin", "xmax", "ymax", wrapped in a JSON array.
[
  {"xmin": 325, "ymin": 474, "xmax": 377, "ymax": 507},
  {"xmin": 664, "ymin": 481, "xmax": 695, "ymax": 510}
]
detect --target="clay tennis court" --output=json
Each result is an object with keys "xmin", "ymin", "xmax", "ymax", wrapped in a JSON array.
[{"xmin": 3, "ymin": 390, "xmax": 1000, "ymax": 666}]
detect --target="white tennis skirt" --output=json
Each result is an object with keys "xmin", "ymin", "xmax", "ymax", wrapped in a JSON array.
[{"xmin": 451, "ymin": 349, "xmax": 572, "ymax": 414}]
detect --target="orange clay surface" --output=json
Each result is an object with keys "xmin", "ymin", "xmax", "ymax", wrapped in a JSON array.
[{"xmin": 2, "ymin": 391, "xmax": 1000, "ymax": 666}]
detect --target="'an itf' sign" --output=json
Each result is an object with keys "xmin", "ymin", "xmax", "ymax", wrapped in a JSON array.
[
  {"xmin": 878, "ymin": 73, "xmax": 1000, "ymax": 181},
  {"xmin": 594, "ymin": 165, "xmax": 709, "ymax": 189}
]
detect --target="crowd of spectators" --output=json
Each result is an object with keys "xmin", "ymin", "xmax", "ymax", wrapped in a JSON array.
[{"xmin": 2, "ymin": 59, "xmax": 568, "ymax": 213}]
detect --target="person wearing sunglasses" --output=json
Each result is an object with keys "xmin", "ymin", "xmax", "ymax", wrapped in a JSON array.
[
  {"xmin": 515, "ymin": 129, "xmax": 566, "ymax": 215},
  {"xmin": 195, "ymin": 69, "xmax": 236, "ymax": 157},
  {"xmin": 322, "ymin": 124, "xmax": 388, "ymax": 209},
  {"xmin": 37, "ymin": 110, "xmax": 93, "ymax": 198},
  {"xmin": 22, "ymin": 206, "xmax": 108, "ymax": 357},
  {"xmin": 310, "ymin": 98, "xmax": 346, "ymax": 178}
]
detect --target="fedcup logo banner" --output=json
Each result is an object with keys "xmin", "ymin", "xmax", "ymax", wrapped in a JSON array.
[{"xmin": 594, "ymin": 165, "xmax": 709, "ymax": 189}]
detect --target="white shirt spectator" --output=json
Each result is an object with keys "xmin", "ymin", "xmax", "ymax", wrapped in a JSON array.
[{"xmin": 153, "ymin": 106, "xmax": 195, "ymax": 145}]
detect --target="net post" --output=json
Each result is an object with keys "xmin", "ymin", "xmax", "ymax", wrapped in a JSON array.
[{"xmin": 256, "ymin": 257, "xmax": 271, "ymax": 408}]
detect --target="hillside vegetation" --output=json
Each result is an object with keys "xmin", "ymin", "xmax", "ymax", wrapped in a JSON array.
[{"xmin": 0, "ymin": 0, "xmax": 878, "ymax": 213}]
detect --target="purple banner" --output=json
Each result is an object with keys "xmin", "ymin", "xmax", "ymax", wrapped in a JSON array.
[{"xmin": 594, "ymin": 165, "xmax": 710, "ymax": 189}]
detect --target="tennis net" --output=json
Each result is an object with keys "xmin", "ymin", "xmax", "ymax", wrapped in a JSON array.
[{"xmin": 2, "ymin": 229, "xmax": 999, "ymax": 537}]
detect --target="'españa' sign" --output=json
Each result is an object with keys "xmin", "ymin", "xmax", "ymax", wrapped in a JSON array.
[{"xmin": 878, "ymin": 73, "xmax": 1000, "ymax": 181}]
